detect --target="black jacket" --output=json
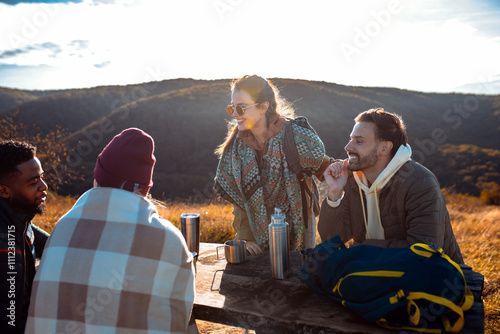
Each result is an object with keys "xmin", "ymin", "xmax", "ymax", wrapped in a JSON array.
[{"xmin": 0, "ymin": 198, "xmax": 49, "ymax": 334}]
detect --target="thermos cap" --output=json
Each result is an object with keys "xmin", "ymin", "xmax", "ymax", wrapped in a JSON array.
[{"xmin": 271, "ymin": 207, "xmax": 286, "ymax": 225}]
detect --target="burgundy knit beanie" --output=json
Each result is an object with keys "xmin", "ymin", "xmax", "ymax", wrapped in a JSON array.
[{"xmin": 94, "ymin": 128, "xmax": 156, "ymax": 196}]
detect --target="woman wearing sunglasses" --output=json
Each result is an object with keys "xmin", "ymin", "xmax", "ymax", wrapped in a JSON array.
[{"xmin": 214, "ymin": 75, "xmax": 327, "ymax": 256}]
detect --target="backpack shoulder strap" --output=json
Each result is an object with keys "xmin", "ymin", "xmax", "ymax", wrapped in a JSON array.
[
  {"xmin": 284, "ymin": 120, "xmax": 304, "ymax": 178},
  {"xmin": 289, "ymin": 116, "xmax": 317, "ymax": 133},
  {"xmin": 283, "ymin": 118, "xmax": 319, "ymax": 229}
]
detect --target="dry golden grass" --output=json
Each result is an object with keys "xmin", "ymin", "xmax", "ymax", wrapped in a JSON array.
[
  {"xmin": 154, "ymin": 199, "xmax": 236, "ymax": 244},
  {"xmin": 36, "ymin": 191, "xmax": 499, "ymax": 333},
  {"xmin": 36, "ymin": 194, "xmax": 237, "ymax": 243},
  {"xmin": 444, "ymin": 192, "xmax": 500, "ymax": 334},
  {"xmin": 34, "ymin": 191, "xmax": 76, "ymax": 234}
]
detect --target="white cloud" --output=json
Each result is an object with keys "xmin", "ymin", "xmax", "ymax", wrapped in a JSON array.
[{"xmin": 0, "ymin": 0, "xmax": 499, "ymax": 93}]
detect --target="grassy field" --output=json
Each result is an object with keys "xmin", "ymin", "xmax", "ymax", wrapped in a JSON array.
[
  {"xmin": 36, "ymin": 191, "xmax": 499, "ymax": 333},
  {"xmin": 443, "ymin": 191, "xmax": 500, "ymax": 334}
]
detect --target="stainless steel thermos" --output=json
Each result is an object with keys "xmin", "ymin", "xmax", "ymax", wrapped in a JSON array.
[
  {"xmin": 268, "ymin": 208, "xmax": 290, "ymax": 279},
  {"xmin": 181, "ymin": 213, "xmax": 200, "ymax": 255}
]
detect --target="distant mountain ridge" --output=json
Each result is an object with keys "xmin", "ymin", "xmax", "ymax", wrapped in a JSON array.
[{"xmin": 1, "ymin": 78, "xmax": 499, "ymax": 199}]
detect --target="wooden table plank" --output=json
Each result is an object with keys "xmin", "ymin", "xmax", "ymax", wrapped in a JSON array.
[{"xmin": 194, "ymin": 243, "xmax": 484, "ymax": 333}]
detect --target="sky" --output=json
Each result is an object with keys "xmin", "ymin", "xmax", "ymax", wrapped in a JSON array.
[{"xmin": 0, "ymin": 0, "xmax": 499, "ymax": 94}]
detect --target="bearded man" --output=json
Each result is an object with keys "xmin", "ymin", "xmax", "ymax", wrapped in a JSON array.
[
  {"xmin": 0, "ymin": 140, "xmax": 50, "ymax": 334},
  {"xmin": 318, "ymin": 108, "xmax": 463, "ymax": 263}
]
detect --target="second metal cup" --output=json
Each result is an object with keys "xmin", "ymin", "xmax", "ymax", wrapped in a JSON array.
[{"xmin": 217, "ymin": 240, "xmax": 247, "ymax": 264}]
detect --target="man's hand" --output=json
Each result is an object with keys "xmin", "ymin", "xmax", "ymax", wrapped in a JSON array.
[
  {"xmin": 245, "ymin": 241, "xmax": 263, "ymax": 256},
  {"xmin": 324, "ymin": 159, "xmax": 349, "ymax": 201}
]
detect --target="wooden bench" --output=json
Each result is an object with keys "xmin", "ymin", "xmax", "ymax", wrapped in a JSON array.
[{"xmin": 194, "ymin": 243, "xmax": 484, "ymax": 333}]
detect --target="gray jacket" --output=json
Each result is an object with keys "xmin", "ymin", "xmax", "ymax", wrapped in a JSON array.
[{"xmin": 318, "ymin": 160, "xmax": 464, "ymax": 264}]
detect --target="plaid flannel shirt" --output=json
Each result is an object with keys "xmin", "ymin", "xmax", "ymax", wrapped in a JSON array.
[{"xmin": 26, "ymin": 187, "xmax": 195, "ymax": 334}]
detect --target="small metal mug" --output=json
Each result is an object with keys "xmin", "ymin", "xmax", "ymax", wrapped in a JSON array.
[{"xmin": 217, "ymin": 240, "xmax": 247, "ymax": 264}]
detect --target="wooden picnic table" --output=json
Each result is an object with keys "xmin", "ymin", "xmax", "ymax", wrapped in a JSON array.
[{"xmin": 193, "ymin": 242, "xmax": 484, "ymax": 333}]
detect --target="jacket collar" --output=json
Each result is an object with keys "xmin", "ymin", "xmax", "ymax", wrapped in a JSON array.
[
  {"xmin": 349, "ymin": 159, "xmax": 413, "ymax": 195},
  {"xmin": 0, "ymin": 197, "xmax": 34, "ymax": 229}
]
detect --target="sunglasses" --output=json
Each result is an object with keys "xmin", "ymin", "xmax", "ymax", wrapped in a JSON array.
[{"xmin": 226, "ymin": 103, "xmax": 259, "ymax": 116}]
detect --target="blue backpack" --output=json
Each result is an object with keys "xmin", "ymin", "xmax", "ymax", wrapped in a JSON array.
[{"xmin": 301, "ymin": 236, "xmax": 473, "ymax": 333}]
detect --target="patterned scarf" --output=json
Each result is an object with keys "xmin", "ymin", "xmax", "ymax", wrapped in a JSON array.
[{"xmin": 215, "ymin": 118, "xmax": 325, "ymax": 251}]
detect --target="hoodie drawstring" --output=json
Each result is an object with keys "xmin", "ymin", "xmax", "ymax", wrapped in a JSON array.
[
  {"xmin": 358, "ymin": 182, "xmax": 383, "ymax": 240},
  {"xmin": 358, "ymin": 183, "xmax": 370, "ymax": 239},
  {"xmin": 373, "ymin": 185, "xmax": 382, "ymax": 237}
]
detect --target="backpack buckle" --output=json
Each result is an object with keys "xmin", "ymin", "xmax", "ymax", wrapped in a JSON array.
[
  {"xmin": 389, "ymin": 289, "xmax": 406, "ymax": 304},
  {"xmin": 426, "ymin": 238, "xmax": 444, "ymax": 255}
]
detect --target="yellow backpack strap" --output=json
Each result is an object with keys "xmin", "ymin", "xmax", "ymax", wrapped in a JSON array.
[
  {"xmin": 410, "ymin": 243, "xmax": 437, "ymax": 257},
  {"xmin": 411, "ymin": 244, "xmax": 463, "ymax": 276},
  {"xmin": 441, "ymin": 287, "xmax": 474, "ymax": 331},
  {"xmin": 461, "ymin": 287, "xmax": 474, "ymax": 311},
  {"xmin": 411, "ymin": 243, "xmax": 473, "ymax": 311},
  {"xmin": 332, "ymin": 278, "xmax": 343, "ymax": 297},
  {"xmin": 377, "ymin": 318, "xmax": 442, "ymax": 333},
  {"xmin": 406, "ymin": 292, "xmax": 465, "ymax": 332},
  {"xmin": 378, "ymin": 288, "xmax": 470, "ymax": 333}
]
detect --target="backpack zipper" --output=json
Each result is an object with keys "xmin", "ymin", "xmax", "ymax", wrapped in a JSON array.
[{"xmin": 333, "ymin": 270, "xmax": 405, "ymax": 297}]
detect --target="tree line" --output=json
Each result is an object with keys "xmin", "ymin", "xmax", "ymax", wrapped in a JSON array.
[{"xmin": 1, "ymin": 79, "xmax": 499, "ymax": 203}]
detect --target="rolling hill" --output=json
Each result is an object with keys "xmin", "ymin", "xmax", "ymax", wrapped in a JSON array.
[{"xmin": 1, "ymin": 78, "xmax": 499, "ymax": 199}]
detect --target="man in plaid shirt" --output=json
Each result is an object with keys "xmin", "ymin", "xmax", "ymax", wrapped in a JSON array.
[{"xmin": 26, "ymin": 128, "xmax": 196, "ymax": 333}]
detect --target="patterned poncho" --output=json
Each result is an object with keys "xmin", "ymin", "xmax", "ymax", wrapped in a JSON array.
[
  {"xmin": 215, "ymin": 117, "xmax": 325, "ymax": 251},
  {"xmin": 26, "ymin": 187, "xmax": 195, "ymax": 334}
]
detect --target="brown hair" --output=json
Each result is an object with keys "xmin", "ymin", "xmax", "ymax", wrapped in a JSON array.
[
  {"xmin": 355, "ymin": 108, "xmax": 408, "ymax": 157},
  {"xmin": 215, "ymin": 75, "xmax": 295, "ymax": 156}
]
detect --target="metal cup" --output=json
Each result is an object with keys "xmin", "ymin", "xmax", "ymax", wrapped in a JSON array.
[
  {"xmin": 181, "ymin": 213, "xmax": 200, "ymax": 255},
  {"xmin": 217, "ymin": 240, "xmax": 247, "ymax": 264}
]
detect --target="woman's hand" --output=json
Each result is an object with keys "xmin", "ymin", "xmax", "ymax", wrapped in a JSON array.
[{"xmin": 245, "ymin": 241, "xmax": 263, "ymax": 256}]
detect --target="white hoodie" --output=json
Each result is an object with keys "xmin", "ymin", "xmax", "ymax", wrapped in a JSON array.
[{"xmin": 352, "ymin": 144, "xmax": 412, "ymax": 239}]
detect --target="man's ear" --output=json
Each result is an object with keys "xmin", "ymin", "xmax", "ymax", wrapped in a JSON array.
[
  {"xmin": 0, "ymin": 184, "xmax": 10, "ymax": 199},
  {"xmin": 380, "ymin": 141, "xmax": 393, "ymax": 156}
]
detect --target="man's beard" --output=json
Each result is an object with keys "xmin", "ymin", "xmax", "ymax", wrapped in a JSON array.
[
  {"xmin": 11, "ymin": 195, "xmax": 46, "ymax": 216},
  {"xmin": 347, "ymin": 148, "xmax": 378, "ymax": 171},
  {"xmin": 33, "ymin": 202, "xmax": 46, "ymax": 215}
]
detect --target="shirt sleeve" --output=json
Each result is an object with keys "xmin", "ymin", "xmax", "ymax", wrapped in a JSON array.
[
  {"xmin": 293, "ymin": 123, "xmax": 325, "ymax": 174},
  {"xmin": 232, "ymin": 205, "xmax": 256, "ymax": 242},
  {"xmin": 326, "ymin": 191, "xmax": 345, "ymax": 207}
]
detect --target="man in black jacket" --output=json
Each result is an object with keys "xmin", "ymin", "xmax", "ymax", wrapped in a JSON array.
[{"xmin": 0, "ymin": 140, "xmax": 50, "ymax": 334}]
